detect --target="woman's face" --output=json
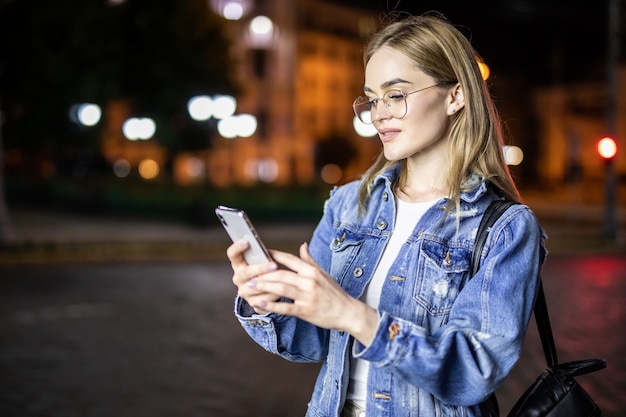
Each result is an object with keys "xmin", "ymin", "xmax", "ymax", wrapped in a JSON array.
[{"xmin": 364, "ymin": 46, "xmax": 455, "ymax": 163}]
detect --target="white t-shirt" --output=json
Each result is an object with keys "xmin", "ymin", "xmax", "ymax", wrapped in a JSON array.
[{"xmin": 347, "ymin": 196, "xmax": 438, "ymax": 407}]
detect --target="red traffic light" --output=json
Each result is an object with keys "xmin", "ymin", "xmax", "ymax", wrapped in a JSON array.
[{"xmin": 597, "ymin": 137, "xmax": 617, "ymax": 160}]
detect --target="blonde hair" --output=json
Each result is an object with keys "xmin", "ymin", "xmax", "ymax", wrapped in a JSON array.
[{"xmin": 357, "ymin": 13, "xmax": 521, "ymax": 215}]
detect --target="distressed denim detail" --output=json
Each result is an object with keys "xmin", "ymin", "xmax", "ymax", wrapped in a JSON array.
[{"xmin": 234, "ymin": 165, "xmax": 546, "ymax": 417}]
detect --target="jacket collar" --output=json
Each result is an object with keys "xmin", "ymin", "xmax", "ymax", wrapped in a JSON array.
[{"xmin": 373, "ymin": 164, "xmax": 488, "ymax": 204}]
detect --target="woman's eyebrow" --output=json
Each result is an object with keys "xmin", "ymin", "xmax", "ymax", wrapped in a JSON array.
[{"xmin": 363, "ymin": 78, "xmax": 412, "ymax": 93}]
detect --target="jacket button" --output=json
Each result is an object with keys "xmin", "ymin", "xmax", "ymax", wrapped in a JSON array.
[
  {"xmin": 377, "ymin": 220, "xmax": 388, "ymax": 230},
  {"xmin": 353, "ymin": 267, "xmax": 363, "ymax": 277},
  {"xmin": 383, "ymin": 192, "xmax": 389, "ymax": 201},
  {"xmin": 388, "ymin": 322, "xmax": 401, "ymax": 340}
]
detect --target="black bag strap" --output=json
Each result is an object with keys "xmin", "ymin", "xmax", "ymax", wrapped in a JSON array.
[
  {"xmin": 471, "ymin": 200, "xmax": 558, "ymax": 366},
  {"xmin": 471, "ymin": 199, "xmax": 518, "ymax": 277},
  {"xmin": 471, "ymin": 199, "xmax": 607, "ymax": 375}
]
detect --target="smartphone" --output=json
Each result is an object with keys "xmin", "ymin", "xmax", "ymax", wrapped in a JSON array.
[{"xmin": 215, "ymin": 206, "xmax": 272, "ymax": 265}]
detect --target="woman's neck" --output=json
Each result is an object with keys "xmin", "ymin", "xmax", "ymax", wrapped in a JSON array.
[{"xmin": 396, "ymin": 158, "xmax": 449, "ymax": 203}]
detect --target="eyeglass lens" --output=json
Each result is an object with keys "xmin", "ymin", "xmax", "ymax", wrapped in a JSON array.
[{"xmin": 353, "ymin": 90, "xmax": 408, "ymax": 124}]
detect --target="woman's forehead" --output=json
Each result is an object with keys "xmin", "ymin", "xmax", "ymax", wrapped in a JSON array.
[{"xmin": 364, "ymin": 47, "xmax": 429, "ymax": 90}]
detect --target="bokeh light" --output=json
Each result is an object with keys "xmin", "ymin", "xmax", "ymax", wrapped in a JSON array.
[
  {"xmin": 122, "ymin": 117, "xmax": 156, "ymax": 140},
  {"xmin": 113, "ymin": 159, "xmax": 131, "ymax": 178},
  {"xmin": 223, "ymin": 2, "xmax": 244, "ymax": 20},
  {"xmin": 245, "ymin": 158, "xmax": 278, "ymax": 183},
  {"xmin": 186, "ymin": 157, "xmax": 205, "ymax": 178},
  {"xmin": 250, "ymin": 15, "xmax": 274, "ymax": 37},
  {"xmin": 187, "ymin": 96, "xmax": 214, "ymax": 121},
  {"xmin": 235, "ymin": 114, "xmax": 258, "ymax": 137},
  {"xmin": 503, "ymin": 145, "xmax": 524, "ymax": 166},
  {"xmin": 138, "ymin": 159, "xmax": 160, "ymax": 180},
  {"xmin": 77, "ymin": 103, "xmax": 102, "ymax": 126},
  {"xmin": 212, "ymin": 95, "xmax": 237, "ymax": 119},
  {"xmin": 321, "ymin": 163, "xmax": 342, "ymax": 184},
  {"xmin": 353, "ymin": 115, "xmax": 377, "ymax": 137}
]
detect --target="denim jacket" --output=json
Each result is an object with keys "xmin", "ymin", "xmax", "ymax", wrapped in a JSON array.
[{"xmin": 235, "ymin": 166, "xmax": 546, "ymax": 417}]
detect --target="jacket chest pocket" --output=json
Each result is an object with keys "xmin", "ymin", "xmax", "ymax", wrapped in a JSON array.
[
  {"xmin": 329, "ymin": 229, "xmax": 365, "ymax": 282},
  {"xmin": 414, "ymin": 239, "xmax": 471, "ymax": 317}
]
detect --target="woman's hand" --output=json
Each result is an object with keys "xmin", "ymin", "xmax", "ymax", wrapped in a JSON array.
[
  {"xmin": 227, "ymin": 239, "xmax": 281, "ymax": 315},
  {"xmin": 246, "ymin": 242, "xmax": 379, "ymax": 346}
]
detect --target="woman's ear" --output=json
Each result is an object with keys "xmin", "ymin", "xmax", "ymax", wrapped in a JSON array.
[{"xmin": 447, "ymin": 83, "xmax": 465, "ymax": 115}]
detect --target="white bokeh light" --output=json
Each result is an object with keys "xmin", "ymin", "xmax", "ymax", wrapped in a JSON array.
[
  {"xmin": 250, "ymin": 15, "xmax": 274, "ymax": 36},
  {"xmin": 77, "ymin": 103, "xmax": 102, "ymax": 126},
  {"xmin": 217, "ymin": 116, "xmax": 239, "ymax": 138},
  {"xmin": 187, "ymin": 96, "xmax": 214, "ymax": 121},
  {"xmin": 122, "ymin": 117, "xmax": 156, "ymax": 140},
  {"xmin": 503, "ymin": 146, "xmax": 524, "ymax": 166},
  {"xmin": 236, "ymin": 114, "xmax": 258, "ymax": 137},
  {"xmin": 212, "ymin": 95, "xmax": 237, "ymax": 119},
  {"xmin": 353, "ymin": 115, "xmax": 378, "ymax": 137},
  {"xmin": 222, "ymin": 2, "xmax": 244, "ymax": 20}
]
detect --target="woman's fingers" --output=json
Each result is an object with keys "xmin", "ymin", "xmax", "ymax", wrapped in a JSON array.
[{"xmin": 226, "ymin": 239, "xmax": 250, "ymax": 267}]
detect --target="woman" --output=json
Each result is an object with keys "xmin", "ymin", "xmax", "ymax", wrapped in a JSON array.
[{"xmin": 227, "ymin": 13, "xmax": 545, "ymax": 417}]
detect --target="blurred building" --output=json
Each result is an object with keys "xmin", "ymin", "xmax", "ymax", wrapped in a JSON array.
[
  {"xmin": 98, "ymin": 0, "xmax": 625, "ymax": 192},
  {"xmin": 190, "ymin": 0, "xmax": 380, "ymax": 187},
  {"xmin": 534, "ymin": 69, "xmax": 625, "ymax": 187}
]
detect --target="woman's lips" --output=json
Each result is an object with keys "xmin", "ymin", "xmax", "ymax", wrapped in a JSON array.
[{"xmin": 378, "ymin": 128, "xmax": 400, "ymax": 142}]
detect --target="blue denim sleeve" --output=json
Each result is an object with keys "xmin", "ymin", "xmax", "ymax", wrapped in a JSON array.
[
  {"xmin": 234, "ymin": 296, "xmax": 330, "ymax": 362},
  {"xmin": 352, "ymin": 205, "xmax": 546, "ymax": 406},
  {"xmin": 232, "ymin": 188, "xmax": 343, "ymax": 363}
]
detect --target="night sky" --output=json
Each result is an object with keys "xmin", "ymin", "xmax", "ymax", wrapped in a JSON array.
[{"xmin": 340, "ymin": 0, "xmax": 611, "ymax": 86}]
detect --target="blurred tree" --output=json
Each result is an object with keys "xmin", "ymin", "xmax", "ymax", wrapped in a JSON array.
[
  {"xmin": 0, "ymin": 98, "xmax": 14, "ymax": 245},
  {"xmin": 0, "ymin": 0, "xmax": 236, "ymax": 239},
  {"xmin": 0, "ymin": 0, "xmax": 235, "ymax": 152},
  {"xmin": 314, "ymin": 133, "xmax": 358, "ymax": 178}
]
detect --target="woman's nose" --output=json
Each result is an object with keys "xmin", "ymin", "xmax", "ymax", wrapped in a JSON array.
[{"xmin": 371, "ymin": 102, "xmax": 393, "ymax": 122}]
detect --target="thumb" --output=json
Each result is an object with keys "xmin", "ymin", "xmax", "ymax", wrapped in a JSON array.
[{"xmin": 299, "ymin": 242, "xmax": 317, "ymax": 266}]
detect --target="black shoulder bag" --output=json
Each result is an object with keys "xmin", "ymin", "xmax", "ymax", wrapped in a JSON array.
[{"xmin": 471, "ymin": 199, "xmax": 607, "ymax": 417}]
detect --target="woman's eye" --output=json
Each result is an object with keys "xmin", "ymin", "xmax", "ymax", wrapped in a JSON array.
[
  {"xmin": 387, "ymin": 92, "xmax": 405, "ymax": 101},
  {"xmin": 367, "ymin": 98, "xmax": 378, "ymax": 108}
]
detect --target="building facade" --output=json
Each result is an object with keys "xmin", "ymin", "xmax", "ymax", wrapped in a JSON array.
[{"xmin": 201, "ymin": 0, "xmax": 380, "ymax": 187}]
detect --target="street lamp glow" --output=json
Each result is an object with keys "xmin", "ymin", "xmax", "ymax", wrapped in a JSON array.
[
  {"xmin": 597, "ymin": 137, "xmax": 617, "ymax": 160},
  {"xmin": 222, "ymin": 1, "xmax": 244, "ymax": 20},
  {"xmin": 122, "ymin": 117, "xmax": 156, "ymax": 140},
  {"xmin": 353, "ymin": 115, "xmax": 377, "ymax": 137},
  {"xmin": 236, "ymin": 114, "xmax": 257, "ymax": 137},
  {"xmin": 138, "ymin": 159, "xmax": 160, "ymax": 179},
  {"xmin": 250, "ymin": 15, "xmax": 274, "ymax": 36},
  {"xmin": 217, "ymin": 116, "xmax": 239, "ymax": 138},
  {"xmin": 187, "ymin": 96, "xmax": 214, "ymax": 121},
  {"xmin": 503, "ymin": 145, "xmax": 524, "ymax": 166},
  {"xmin": 477, "ymin": 61, "xmax": 490, "ymax": 80},
  {"xmin": 212, "ymin": 95, "xmax": 237, "ymax": 119},
  {"xmin": 77, "ymin": 103, "xmax": 102, "ymax": 126}
]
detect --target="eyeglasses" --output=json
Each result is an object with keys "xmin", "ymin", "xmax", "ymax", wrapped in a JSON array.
[{"xmin": 352, "ymin": 84, "xmax": 439, "ymax": 124}]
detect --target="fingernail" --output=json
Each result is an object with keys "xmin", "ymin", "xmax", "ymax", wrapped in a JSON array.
[
  {"xmin": 247, "ymin": 278, "xmax": 258, "ymax": 288},
  {"xmin": 239, "ymin": 239, "xmax": 248, "ymax": 247},
  {"xmin": 257, "ymin": 300, "xmax": 267, "ymax": 309},
  {"xmin": 266, "ymin": 262, "xmax": 277, "ymax": 271}
]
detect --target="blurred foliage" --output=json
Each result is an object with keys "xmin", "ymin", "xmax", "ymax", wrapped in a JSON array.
[
  {"xmin": 314, "ymin": 132, "xmax": 358, "ymax": 173},
  {"xmin": 0, "ymin": 0, "xmax": 235, "ymax": 153},
  {"xmin": 5, "ymin": 175, "xmax": 329, "ymax": 225}
]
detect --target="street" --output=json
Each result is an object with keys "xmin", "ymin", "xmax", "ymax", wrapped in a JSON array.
[{"xmin": 0, "ymin": 255, "xmax": 624, "ymax": 417}]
